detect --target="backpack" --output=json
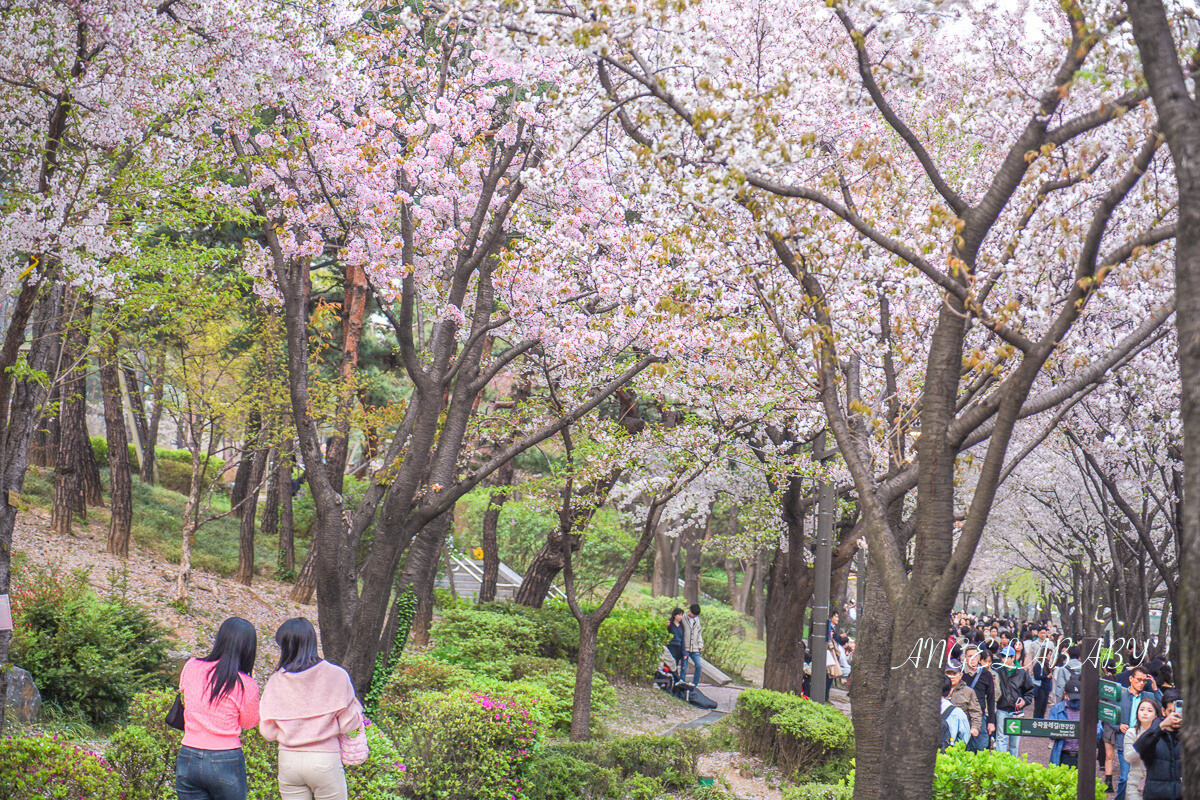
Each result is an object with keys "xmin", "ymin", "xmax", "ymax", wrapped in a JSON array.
[{"xmin": 939, "ymin": 705, "xmax": 956, "ymax": 751}]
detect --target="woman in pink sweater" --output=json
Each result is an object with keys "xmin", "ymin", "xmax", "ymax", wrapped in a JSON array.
[
  {"xmin": 177, "ymin": 617, "xmax": 260, "ymax": 800},
  {"xmin": 259, "ymin": 618, "xmax": 364, "ymax": 800}
]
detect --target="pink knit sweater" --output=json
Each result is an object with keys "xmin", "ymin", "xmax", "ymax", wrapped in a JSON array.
[
  {"xmin": 179, "ymin": 658, "xmax": 261, "ymax": 751},
  {"xmin": 259, "ymin": 660, "xmax": 363, "ymax": 753}
]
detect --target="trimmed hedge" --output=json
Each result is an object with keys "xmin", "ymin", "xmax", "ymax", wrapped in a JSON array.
[
  {"xmin": 734, "ymin": 689, "xmax": 853, "ymax": 784},
  {"xmin": 522, "ymin": 734, "xmax": 702, "ymax": 800},
  {"xmin": 931, "ymin": 743, "xmax": 1104, "ymax": 800}
]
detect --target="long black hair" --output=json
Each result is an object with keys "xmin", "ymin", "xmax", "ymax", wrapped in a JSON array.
[
  {"xmin": 275, "ymin": 617, "xmax": 323, "ymax": 673},
  {"xmin": 199, "ymin": 617, "xmax": 257, "ymax": 703}
]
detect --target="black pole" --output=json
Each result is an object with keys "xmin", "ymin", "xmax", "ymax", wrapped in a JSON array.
[{"xmin": 1078, "ymin": 635, "xmax": 1099, "ymax": 800}]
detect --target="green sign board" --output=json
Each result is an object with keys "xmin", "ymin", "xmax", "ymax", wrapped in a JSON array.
[
  {"xmin": 1002, "ymin": 717, "xmax": 1082, "ymax": 739},
  {"xmin": 1099, "ymin": 701, "xmax": 1122, "ymax": 725},
  {"xmin": 1100, "ymin": 680, "xmax": 1123, "ymax": 703}
]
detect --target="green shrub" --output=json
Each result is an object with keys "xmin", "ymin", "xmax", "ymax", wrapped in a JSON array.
[
  {"xmin": 10, "ymin": 566, "xmax": 173, "ymax": 723},
  {"xmin": 379, "ymin": 653, "xmax": 473, "ymax": 709},
  {"xmin": 931, "ymin": 743, "xmax": 1103, "ymax": 800},
  {"xmin": 476, "ymin": 601, "xmax": 581, "ymax": 660},
  {"xmin": 782, "ymin": 783, "xmax": 854, "ymax": 800},
  {"xmin": 619, "ymin": 774, "xmax": 664, "ymax": 800},
  {"xmin": 596, "ymin": 607, "xmax": 668, "ymax": 682},
  {"xmin": 467, "ymin": 664, "xmax": 615, "ymax": 735},
  {"xmin": 521, "ymin": 750, "xmax": 620, "ymax": 800},
  {"xmin": 734, "ymin": 689, "xmax": 853, "ymax": 783},
  {"xmin": 395, "ymin": 689, "xmax": 540, "ymax": 800},
  {"xmin": 700, "ymin": 575, "xmax": 732, "ymax": 605},
  {"xmin": 552, "ymin": 734, "xmax": 701, "ymax": 789},
  {"xmin": 429, "ymin": 607, "xmax": 542, "ymax": 678},
  {"xmin": 106, "ymin": 690, "xmax": 185, "ymax": 800},
  {"xmin": 0, "ymin": 734, "xmax": 125, "ymax": 799}
]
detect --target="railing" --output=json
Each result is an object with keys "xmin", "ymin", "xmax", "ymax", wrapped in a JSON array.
[{"xmin": 443, "ymin": 551, "xmax": 566, "ymax": 601}]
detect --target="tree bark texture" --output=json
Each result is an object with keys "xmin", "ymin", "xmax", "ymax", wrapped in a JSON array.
[
  {"xmin": 651, "ymin": 525, "xmax": 681, "ymax": 597},
  {"xmin": 1125, "ymin": 4, "xmax": 1200, "ymax": 796},
  {"xmin": 478, "ymin": 460, "xmax": 514, "ymax": 603},
  {"xmin": 51, "ymin": 295, "xmax": 90, "ymax": 535},
  {"xmin": 0, "ymin": 280, "xmax": 63, "ymax": 733},
  {"xmin": 100, "ymin": 337, "xmax": 132, "ymax": 557},
  {"xmin": 234, "ymin": 441, "xmax": 270, "ymax": 585},
  {"xmin": 229, "ymin": 412, "xmax": 261, "ymax": 518}
]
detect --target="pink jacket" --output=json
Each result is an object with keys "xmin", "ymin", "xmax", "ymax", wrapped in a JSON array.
[
  {"xmin": 179, "ymin": 658, "xmax": 260, "ymax": 750},
  {"xmin": 259, "ymin": 660, "xmax": 363, "ymax": 753}
]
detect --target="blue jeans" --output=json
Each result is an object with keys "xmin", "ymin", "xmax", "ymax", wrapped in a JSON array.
[
  {"xmin": 684, "ymin": 652, "xmax": 703, "ymax": 684},
  {"xmin": 995, "ymin": 709, "xmax": 1021, "ymax": 757},
  {"xmin": 176, "ymin": 745, "xmax": 247, "ymax": 800},
  {"xmin": 1115, "ymin": 745, "xmax": 1131, "ymax": 800}
]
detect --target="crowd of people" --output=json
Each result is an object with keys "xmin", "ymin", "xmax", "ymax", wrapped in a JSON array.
[{"xmin": 938, "ymin": 613, "xmax": 1183, "ymax": 800}]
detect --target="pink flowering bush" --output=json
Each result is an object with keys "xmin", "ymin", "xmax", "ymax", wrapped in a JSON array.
[
  {"xmin": 398, "ymin": 690, "xmax": 542, "ymax": 800},
  {"xmin": 0, "ymin": 734, "xmax": 125, "ymax": 799}
]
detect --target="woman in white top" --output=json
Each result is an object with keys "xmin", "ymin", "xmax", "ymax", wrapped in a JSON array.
[{"xmin": 1122, "ymin": 698, "xmax": 1161, "ymax": 800}]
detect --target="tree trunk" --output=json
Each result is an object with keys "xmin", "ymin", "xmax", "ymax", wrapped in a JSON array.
[
  {"xmin": 479, "ymin": 461, "xmax": 514, "ymax": 603},
  {"xmin": 278, "ymin": 451, "xmax": 296, "ymax": 578},
  {"xmin": 234, "ymin": 442, "xmax": 269, "ymax": 585},
  {"xmin": 142, "ymin": 352, "xmax": 166, "ymax": 484},
  {"xmin": 51, "ymin": 296, "xmax": 90, "ymax": 535},
  {"xmin": 289, "ymin": 524, "xmax": 318, "ymax": 603},
  {"xmin": 683, "ymin": 522, "xmax": 703, "ymax": 605},
  {"xmin": 100, "ymin": 337, "xmax": 132, "ymax": 557},
  {"xmin": 513, "ymin": 534, "xmax": 579, "ymax": 608},
  {"xmin": 1123, "ymin": 9, "xmax": 1200, "ymax": 795},
  {"xmin": 0, "ymin": 279, "xmax": 64, "ymax": 733},
  {"xmin": 753, "ymin": 548, "xmax": 767, "ymax": 640},
  {"xmin": 403, "ymin": 510, "xmax": 453, "ymax": 646},
  {"xmin": 228, "ymin": 412, "xmax": 261, "ymax": 518},
  {"xmin": 762, "ymin": 539, "xmax": 813, "ymax": 694},
  {"xmin": 849, "ymin": 558, "xmax": 895, "ymax": 800},
  {"xmin": 175, "ymin": 432, "xmax": 209, "ymax": 603},
  {"xmin": 122, "ymin": 363, "xmax": 159, "ymax": 484},
  {"xmin": 78, "ymin": 402, "xmax": 103, "ymax": 508},
  {"xmin": 651, "ymin": 526, "xmax": 681, "ymax": 597},
  {"xmin": 570, "ymin": 620, "xmax": 600, "ymax": 741}
]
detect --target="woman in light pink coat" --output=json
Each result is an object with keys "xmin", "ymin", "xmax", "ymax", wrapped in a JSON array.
[{"xmin": 259, "ymin": 619, "xmax": 364, "ymax": 800}]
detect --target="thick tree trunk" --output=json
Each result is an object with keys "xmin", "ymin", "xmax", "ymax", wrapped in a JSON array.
[
  {"xmin": 403, "ymin": 510, "xmax": 453, "ymax": 647},
  {"xmin": 762, "ymin": 539, "xmax": 813, "ymax": 694},
  {"xmin": 78, "ymin": 408, "xmax": 103, "ymax": 508},
  {"xmin": 570, "ymin": 620, "xmax": 600, "ymax": 741},
  {"xmin": 51, "ymin": 297, "xmax": 90, "ymax": 535},
  {"xmin": 650, "ymin": 526, "xmax": 681, "ymax": 597},
  {"xmin": 513, "ymin": 534, "xmax": 579, "ymax": 607},
  {"xmin": 479, "ymin": 460, "xmax": 514, "ymax": 603},
  {"xmin": 234, "ymin": 443, "xmax": 269, "ymax": 585},
  {"xmin": 0, "ymin": 280, "xmax": 63, "ymax": 733},
  {"xmin": 289, "ymin": 524, "xmax": 318, "ymax": 603},
  {"xmin": 753, "ymin": 548, "xmax": 767, "ymax": 640},
  {"xmin": 228, "ymin": 412, "xmax": 261, "ymax": 518},
  {"xmin": 1124, "ymin": 8, "xmax": 1200, "ymax": 796},
  {"xmin": 100, "ymin": 338, "xmax": 132, "ymax": 557},
  {"xmin": 849, "ymin": 560, "xmax": 895, "ymax": 800}
]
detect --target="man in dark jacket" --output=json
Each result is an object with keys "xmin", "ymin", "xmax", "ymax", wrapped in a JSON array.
[
  {"xmin": 1134, "ymin": 690, "xmax": 1182, "ymax": 800},
  {"xmin": 994, "ymin": 645, "xmax": 1036, "ymax": 757},
  {"xmin": 962, "ymin": 644, "xmax": 996, "ymax": 751}
]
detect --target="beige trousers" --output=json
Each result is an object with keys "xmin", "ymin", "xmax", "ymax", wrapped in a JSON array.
[{"xmin": 278, "ymin": 749, "xmax": 348, "ymax": 800}]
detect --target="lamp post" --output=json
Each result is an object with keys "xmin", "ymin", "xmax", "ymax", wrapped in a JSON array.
[{"xmin": 808, "ymin": 429, "xmax": 838, "ymax": 704}]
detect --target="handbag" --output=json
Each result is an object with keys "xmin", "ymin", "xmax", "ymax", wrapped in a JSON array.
[
  {"xmin": 165, "ymin": 693, "xmax": 185, "ymax": 731},
  {"xmin": 826, "ymin": 646, "xmax": 843, "ymax": 678},
  {"xmin": 339, "ymin": 723, "xmax": 369, "ymax": 766}
]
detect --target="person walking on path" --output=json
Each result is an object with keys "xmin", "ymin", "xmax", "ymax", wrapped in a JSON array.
[
  {"xmin": 1051, "ymin": 645, "xmax": 1084, "ymax": 706},
  {"xmin": 666, "ymin": 607, "xmax": 686, "ymax": 679},
  {"xmin": 940, "ymin": 677, "xmax": 971, "ymax": 749},
  {"xmin": 1049, "ymin": 678, "xmax": 1103, "ymax": 768},
  {"xmin": 1123, "ymin": 698, "xmax": 1162, "ymax": 800},
  {"xmin": 1109, "ymin": 667, "xmax": 1163, "ymax": 800},
  {"xmin": 259, "ymin": 618, "xmax": 366, "ymax": 800},
  {"xmin": 962, "ymin": 645, "xmax": 996, "ymax": 751},
  {"xmin": 176, "ymin": 617, "xmax": 260, "ymax": 800},
  {"xmin": 1134, "ymin": 691, "xmax": 1182, "ymax": 800},
  {"xmin": 681, "ymin": 604, "xmax": 704, "ymax": 685},
  {"xmin": 943, "ymin": 660, "xmax": 982, "ymax": 744},
  {"xmin": 994, "ymin": 645, "xmax": 1036, "ymax": 757}
]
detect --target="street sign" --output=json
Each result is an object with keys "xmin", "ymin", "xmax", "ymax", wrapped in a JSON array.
[
  {"xmin": 1099, "ymin": 701, "xmax": 1121, "ymax": 725},
  {"xmin": 1100, "ymin": 680, "xmax": 1123, "ymax": 703},
  {"xmin": 1002, "ymin": 717, "xmax": 1082, "ymax": 739}
]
